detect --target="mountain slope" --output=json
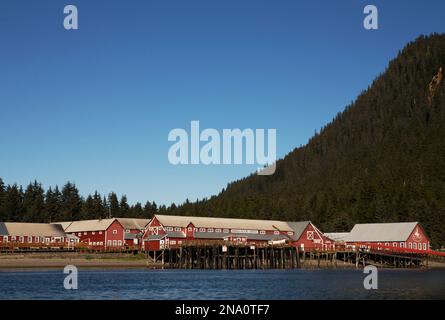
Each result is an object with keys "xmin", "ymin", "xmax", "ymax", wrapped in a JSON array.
[{"xmin": 168, "ymin": 34, "xmax": 445, "ymax": 247}]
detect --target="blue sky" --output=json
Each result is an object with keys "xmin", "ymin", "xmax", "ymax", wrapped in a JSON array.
[{"xmin": 0, "ymin": 0, "xmax": 444, "ymax": 205}]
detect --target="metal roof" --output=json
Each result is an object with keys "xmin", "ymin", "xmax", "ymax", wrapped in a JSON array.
[
  {"xmin": 2, "ymin": 223, "xmax": 66, "ymax": 237},
  {"xmin": 154, "ymin": 215, "xmax": 293, "ymax": 232},
  {"xmin": 192, "ymin": 232, "xmax": 290, "ymax": 241},
  {"xmin": 324, "ymin": 232, "xmax": 350, "ymax": 242},
  {"xmin": 286, "ymin": 221, "xmax": 311, "ymax": 240},
  {"xmin": 116, "ymin": 218, "xmax": 150, "ymax": 230},
  {"xmin": 166, "ymin": 231, "xmax": 186, "ymax": 238},
  {"xmin": 0, "ymin": 222, "xmax": 8, "ymax": 235},
  {"xmin": 346, "ymin": 222, "xmax": 419, "ymax": 242},
  {"xmin": 63, "ymin": 219, "xmax": 117, "ymax": 233}
]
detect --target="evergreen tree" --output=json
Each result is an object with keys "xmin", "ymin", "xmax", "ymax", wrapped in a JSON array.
[
  {"xmin": 45, "ymin": 186, "xmax": 62, "ymax": 222},
  {"xmin": 61, "ymin": 182, "xmax": 82, "ymax": 221},
  {"xmin": 108, "ymin": 192, "xmax": 120, "ymax": 218}
]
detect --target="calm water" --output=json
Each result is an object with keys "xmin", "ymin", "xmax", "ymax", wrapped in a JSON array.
[{"xmin": 0, "ymin": 268, "xmax": 444, "ymax": 300}]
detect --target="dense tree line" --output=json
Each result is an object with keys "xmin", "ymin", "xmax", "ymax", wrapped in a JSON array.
[
  {"xmin": 0, "ymin": 178, "xmax": 161, "ymax": 222},
  {"xmin": 164, "ymin": 34, "xmax": 445, "ymax": 248}
]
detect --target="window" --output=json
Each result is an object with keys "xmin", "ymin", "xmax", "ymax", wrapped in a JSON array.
[
  {"xmin": 384, "ymin": 242, "xmax": 389, "ymax": 246},
  {"xmin": 260, "ymin": 230, "xmax": 266, "ymax": 235},
  {"xmin": 199, "ymin": 228, "xmax": 206, "ymax": 232},
  {"xmin": 83, "ymin": 232, "xmax": 87, "ymax": 235},
  {"xmin": 194, "ymin": 228, "xmax": 198, "ymax": 232},
  {"xmin": 413, "ymin": 242, "xmax": 417, "ymax": 249},
  {"xmin": 188, "ymin": 227, "xmax": 193, "ymax": 231},
  {"xmin": 113, "ymin": 240, "xmax": 117, "ymax": 246},
  {"xmin": 175, "ymin": 227, "xmax": 181, "ymax": 232},
  {"xmin": 178, "ymin": 241, "xmax": 182, "ymax": 244},
  {"xmin": 287, "ymin": 231, "xmax": 294, "ymax": 236},
  {"xmin": 19, "ymin": 236, "xmax": 24, "ymax": 243},
  {"xmin": 408, "ymin": 243, "xmax": 412, "ymax": 249},
  {"xmin": 12, "ymin": 236, "xmax": 16, "ymax": 241},
  {"xmin": 393, "ymin": 242, "xmax": 397, "ymax": 247},
  {"xmin": 223, "ymin": 229, "xmax": 229, "ymax": 233},
  {"xmin": 27, "ymin": 236, "xmax": 32, "ymax": 243},
  {"xmin": 78, "ymin": 233, "xmax": 82, "ymax": 236},
  {"xmin": 207, "ymin": 228, "xmax": 214, "ymax": 233},
  {"xmin": 107, "ymin": 240, "xmax": 112, "ymax": 246},
  {"xmin": 274, "ymin": 231, "xmax": 280, "ymax": 235},
  {"xmin": 170, "ymin": 240, "xmax": 176, "ymax": 245},
  {"xmin": 166, "ymin": 227, "xmax": 173, "ymax": 231},
  {"xmin": 125, "ymin": 229, "xmax": 130, "ymax": 233},
  {"xmin": 423, "ymin": 243, "xmax": 427, "ymax": 250},
  {"xmin": 99, "ymin": 231, "xmax": 103, "ymax": 235},
  {"xmin": 92, "ymin": 231, "xmax": 95, "ymax": 235},
  {"xmin": 400, "ymin": 242, "xmax": 405, "ymax": 248},
  {"xmin": 117, "ymin": 240, "xmax": 122, "ymax": 246},
  {"xmin": 215, "ymin": 229, "xmax": 221, "ymax": 233},
  {"xmin": 112, "ymin": 230, "xmax": 117, "ymax": 235},
  {"xmin": 306, "ymin": 231, "xmax": 314, "ymax": 240}
]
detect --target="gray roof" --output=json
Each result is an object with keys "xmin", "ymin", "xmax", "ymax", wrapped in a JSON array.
[
  {"xmin": 116, "ymin": 218, "xmax": 150, "ymax": 230},
  {"xmin": 286, "ymin": 221, "xmax": 311, "ymax": 240},
  {"xmin": 324, "ymin": 232, "xmax": 350, "ymax": 242},
  {"xmin": 166, "ymin": 231, "xmax": 186, "ymax": 238},
  {"xmin": 124, "ymin": 233, "xmax": 141, "ymax": 240},
  {"xmin": 147, "ymin": 234, "xmax": 167, "ymax": 240},
  {"xmin": 2, "ymin": 223, "xmax": 67, "ymax": 237},
  {"xmin": 0, "ymin": 222, "xmax": 8, "ymax": 235},
  {"xmin": 346, "ymin": 222, "xmax": 419, "ymax": 242},
  {"xmin": 63, "ymin": 219, "xmax": 117, "ymax": 233},
  {"xmin": 154, "ymin": 215, "xmax": 293, "ymax": 232}
]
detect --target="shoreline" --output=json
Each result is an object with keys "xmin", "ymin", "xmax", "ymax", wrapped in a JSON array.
[{"xmin": 1, "ymin": 253, "xmax": 444, "ymax": 270}]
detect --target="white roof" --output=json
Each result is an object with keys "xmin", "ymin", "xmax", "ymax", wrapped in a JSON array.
[
  {"xmin": 324, "ymin": 232, "xmax": 350, "ymax": 242},
  {"xmin": 154, "ymin": 215, "xmax": 293, "ymax": 231},
  {"xmin": 2, "ymin": 223, "xmax": 66, "ymax": 237},
  {"xmin": 63, "ymin": 219, "xmax": 117, "ymax": 233},
  {"xmin": 346, "ymin": 222, "xmax": 418, "ymax": 242},
  {"xmin": 116, "ymin": 218, "xmax": 150, "ymax": 230}
]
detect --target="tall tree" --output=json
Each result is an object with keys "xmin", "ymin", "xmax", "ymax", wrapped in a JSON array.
[
  {"xmin": 120, "ymin": 195, "xmax": 130, "ymax": 218},
  {"xmin": 22, "ymin": 180, "xmax": 45, "ymax": 222},
  {"xmin": 45, "ymin": 186, "xmax": 62, "ymax": 222},
  {"xmin": 108, "ymin": 192, "xmax": 120, "ymax": 218},
  {"xmin": 61, "ymin": 182, "xmax": 82, "ymax": 221}
]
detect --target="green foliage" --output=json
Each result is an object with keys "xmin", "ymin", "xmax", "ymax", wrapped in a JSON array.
[{"xmin": 164, "ymin": 34, "xmax": 445, "ymax": 248}]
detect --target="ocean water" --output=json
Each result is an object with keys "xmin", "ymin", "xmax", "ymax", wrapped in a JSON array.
[{"xmin": 0, "ymin": 268, "xmax": 444, "ymax": 300}]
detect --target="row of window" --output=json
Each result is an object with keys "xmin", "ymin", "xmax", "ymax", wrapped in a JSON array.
[
  {"xmin": 0, "ymin": 236, "xmax": 66, "ymax": 243},
  {"xmin": 76, "ymin": 230, "xmax": 119, "ymax": 237},
  {"xmin": 165, "ymin": 226, "xmax": 293, "ymax": 236},
  {"xmin": 376, "ymin": 242, "xmax": 428, "ymax": 250},
  {"xmin": 77, "ymin": 231, "xmax": 103, "ymax": 236}
]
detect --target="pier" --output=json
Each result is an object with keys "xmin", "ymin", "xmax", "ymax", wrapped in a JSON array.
[{"xmin": 146, "ymin": 243, "xmax": 432, "ymax": 269}]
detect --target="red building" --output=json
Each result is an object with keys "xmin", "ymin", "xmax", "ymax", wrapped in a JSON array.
[
  {"xmin": 342, "ymin": 222, "xmax": 430, "ymax": 252},
  {"xmin": 0, "ymin": 222, "xmax": 72, "ymax": 247},
  {"xmin": 286, "ymin": 221, "xmax": 335, "ymax": 250},
  {"xmin": 116, "ymin": 218, "xmax": 150, "ymax": 249},
  {"xmin": 143, "ymin": 215, "xmax": 296, "ymax": 251},
  {"xmin": 61, "ymin": 219, "xmax": 125, "ymax": 249}
]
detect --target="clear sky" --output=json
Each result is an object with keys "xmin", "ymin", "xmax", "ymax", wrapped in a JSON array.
[{"xmin": 1, "ymin": 0, "xmax": 444, "ymax": 205}]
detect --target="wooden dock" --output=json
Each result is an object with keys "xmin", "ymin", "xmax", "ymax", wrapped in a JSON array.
[{"xmin": 146, "ymin": 244, "xmax": 429, "ymax": 269}]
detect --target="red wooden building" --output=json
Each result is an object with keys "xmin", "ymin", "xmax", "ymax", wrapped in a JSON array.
[
  {"xmin": 286, "ymin": 221, "xmax": 335, "ymax": 250},
  {"xmin": 143, "ymin": 215, "xmax": 296, "ymax": 251},
  {"xmin": 340, "ymin": 222, "xmax": 430, "ymax": 252},
  {"xmin": 61, "ymin": 218, "xmax": 125, "ymax": 249},
  {"xmin": 0, "ymin": 222, "xmax": 72, "ymax": 246},
  {"xmin": 116, "ymin": 218, "xmax": 150, "ymax": 249}
]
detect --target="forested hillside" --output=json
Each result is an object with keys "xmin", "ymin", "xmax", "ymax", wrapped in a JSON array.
[
  {"xmin": 167, "ymin": 34, "xmax": 445, "ymax": 247},
  {"xmin": 1, "ymin": 34, "xmax": 444, "ymax": 247}
]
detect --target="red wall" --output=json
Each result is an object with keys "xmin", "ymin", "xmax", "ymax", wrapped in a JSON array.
[
  {"xmin": 105, "ymin": 220, "xmax": 125, "ymax": 248},
  {"xmin": 294, "ymin": 223, "xmax": 333, "ymax": 250}
]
